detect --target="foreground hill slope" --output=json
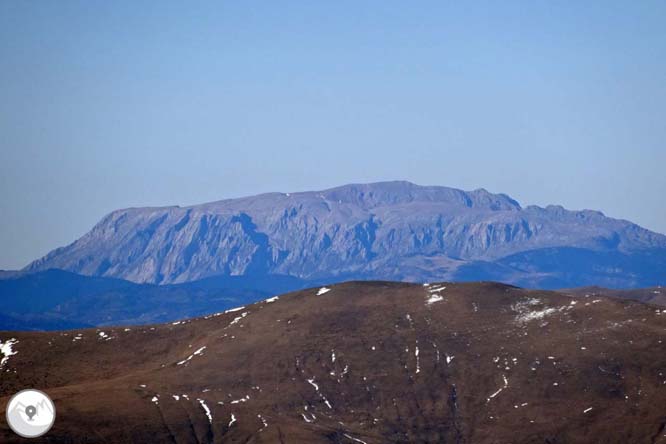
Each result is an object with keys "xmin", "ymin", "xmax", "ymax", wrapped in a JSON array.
[
  {"xmin": 2, "ymin": 282, "xmax": 666, "ymax": 443},
  {"xmin": 25, "ymin": 181, "xmax": 666, "ymax": 288},
  {"xmin": 563, "ymin": 285, "xmax": 666, "ymax": 307}
]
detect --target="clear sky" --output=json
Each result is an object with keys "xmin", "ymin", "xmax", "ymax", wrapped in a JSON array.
[{"xmin": 1, "ymin": 1, "xmax": 665, "ymax": 270}]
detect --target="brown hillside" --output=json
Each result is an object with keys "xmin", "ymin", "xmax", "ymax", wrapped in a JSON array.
[{"xmin": 1, "ymin": 281, "xmax": 666, "ymax": 443}]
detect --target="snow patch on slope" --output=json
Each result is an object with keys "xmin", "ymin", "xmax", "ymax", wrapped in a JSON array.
[
  {"xmin": 512, "ymin": 298, "xmax": 571, "ymax": 324},
  {"xmin": 0, "ymin": 338, "xmax": 18, "ymax": 369}
]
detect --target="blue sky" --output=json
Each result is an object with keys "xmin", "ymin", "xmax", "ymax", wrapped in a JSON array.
[{"xmin": 1, "ymin": 1, "xmax": 665, "ymax": 269}]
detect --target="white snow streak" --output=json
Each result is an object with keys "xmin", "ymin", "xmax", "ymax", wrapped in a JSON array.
[
  {"xmin": 301, "ymin": 413, "xmax": 314, "ymax": 423},
  {"xmin": 227, "ymin": 312, "xmax": 249, "ymax": 328},
  {"xmin": 426, "ymin": 294, "xmax": 444, "ymax": 304},
  {"xmin": 343, "ymin": 433, "xmax": 368, "ymax": 444},
  {"xmin": 258, "ymin": 414, "xmax": 268, "ymax": 429},
  {"xmin": 198, "ymin": 399, "xmax": 212, "ymax": 423},
  {"xmin": 317, "ymin": 287, "xmax": 331, "ymax": 296},
  {"xmin": 486, "ymin": 375, "xmax": 509, "ymax": 402},
  {"xmin": 307, "ymin": 378, "xmax": 319, "ymax": 391},
  {"xmin": 0, "ymin": 338, "xmax": 18, "ymax": 369},
  {"xmin": 307, "ymin": 377, "xmax": 332, "ymax": 409},
  {"xmin": 177, "ymin": 346, "xmax": 207, "ymax": 365},
  {"xmin": 415, "ymin": 345, "xmax": 420, "ymax": 374},
  {"xmin": 225, "ymin": 306, "xmax": 245, "ymax": 313}
]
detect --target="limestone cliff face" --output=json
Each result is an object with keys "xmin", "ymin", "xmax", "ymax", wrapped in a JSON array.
[{"xmin": 26, "ymin": 181, "xmax": 666, "ymax": 286}]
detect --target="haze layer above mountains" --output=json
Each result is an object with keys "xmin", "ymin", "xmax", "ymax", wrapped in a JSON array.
[{"xmin": 25, "ymin": 181, "xmax": 666, "ymax": 289}]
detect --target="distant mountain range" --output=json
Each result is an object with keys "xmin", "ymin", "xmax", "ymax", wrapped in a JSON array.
[{"xmin": 24, "ymin": 181, "xmax": 666, "ymax": 289}]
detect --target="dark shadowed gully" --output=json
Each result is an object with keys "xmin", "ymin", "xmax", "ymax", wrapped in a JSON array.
[{"xmin": 2, "ymin": 281, "xmax": 666, "ymax": 443}]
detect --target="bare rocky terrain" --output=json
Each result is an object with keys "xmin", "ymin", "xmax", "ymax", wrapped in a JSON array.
[
  {"xmin": 24, "ymin": 181, "xmax": 666, "ymax": 289},
  {"xmin": 2, "ymin": 281, "xmax": 666, "ymax": 443}
]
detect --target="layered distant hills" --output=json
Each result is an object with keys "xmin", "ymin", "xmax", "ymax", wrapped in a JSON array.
[
  {"xmin": 25, "ymin": 181, "xmax": 666, "ymax": 289},
  {"xmin": 0, "ymin": 269, "xmax": 312, "ymax": 330},
  {"xmin": 2, "ymin": 282, "xmax": 666, "ymax": 443}
]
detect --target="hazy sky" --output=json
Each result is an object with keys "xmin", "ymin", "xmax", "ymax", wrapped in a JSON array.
[{"xmin": 1, "ymin": 1, "xmax": 665, "ymax": 269}]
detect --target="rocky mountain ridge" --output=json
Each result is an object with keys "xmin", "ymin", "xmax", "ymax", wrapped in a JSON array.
[{"xmin": 25, "ymin": 181, "xmax": 666, "ymax": 288}]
